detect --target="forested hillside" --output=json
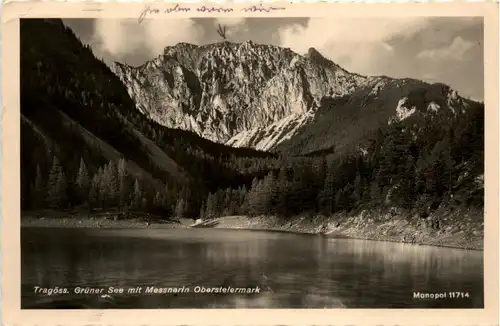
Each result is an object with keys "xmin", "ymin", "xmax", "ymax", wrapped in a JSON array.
[
  {"xmin": 21, "ymin": 19, "xmax": 274, "ymax": 219},
  {"xmin": 202, "ymin": 97, "xmax": 483, "ymax": 219},
  {"xmin": 21, "ymin": 19, "xmax": 484, "ymax": 224},
  {"xmin": 273, "ymin": 77, "xmax": 425, "ymax": 155}
]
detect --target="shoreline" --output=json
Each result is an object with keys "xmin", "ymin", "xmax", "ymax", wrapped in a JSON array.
[
  {"xmin": 210, "ymin": 213, "xmax": 483, "ymax": 251},
  {"xmin": 21, "ymin": 211, "xmax": 189, "ymax": 229},
  {"xmin": 21, "ymin": 208, "xmax": 483, "ymax": 251}
]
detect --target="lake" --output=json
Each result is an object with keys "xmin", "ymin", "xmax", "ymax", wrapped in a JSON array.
[{"xmin": 21, "ymin": 227, "xmax": 484, "ymax": 309}]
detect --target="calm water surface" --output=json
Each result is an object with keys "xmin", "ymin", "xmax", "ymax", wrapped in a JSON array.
[{"xmin": 21, "ymin": 227, "xmax": 483, "ymax": 309}]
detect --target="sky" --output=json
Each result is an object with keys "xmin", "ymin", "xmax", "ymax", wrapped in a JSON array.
[{"xmin": 64, "ymin": 17, "xmax": 484, "ymax": 101}]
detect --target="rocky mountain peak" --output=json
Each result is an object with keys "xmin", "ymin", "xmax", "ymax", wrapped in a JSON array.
[
  {"xmin": 163, "ymin": 42, "xmax": 199, "ymax": 57},
  {"xmin": 304, "ymin": 47, "xmax": 347, "ymax": 73},
  {"xmin": 388, "ymin": 82, "xmax": 470, "ymax": 125},
  {"xmin": 111, "ymin": 40, "xmax": 367, "ymax": 147},
  {"xmin": 306, "ymin": 47, "xmax": 324, "ymax": 60},
  {"xmin": 111, "ymin": 40, "xmax": 472, "ymax": 152}
]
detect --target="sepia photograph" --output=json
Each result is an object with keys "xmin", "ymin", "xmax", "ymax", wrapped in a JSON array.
[{"xmin": 8, "ymin": 5, "xmax": 493, "ymax": 314}]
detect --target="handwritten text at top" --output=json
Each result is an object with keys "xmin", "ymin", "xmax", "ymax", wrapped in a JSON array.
[{"xmin": 138, "ymin": 4, "xmax": 286, "ymax": 23}]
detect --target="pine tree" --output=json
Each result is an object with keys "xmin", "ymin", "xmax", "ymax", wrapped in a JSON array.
[
  {"xmin": 117, "ymin": 158, "xmax": 128, "ymax": 209},
  {"xmin": 75, "ymin": 158, "xmax": 90, "ymax": 205},
  {"xmin": 199, "ymin": 202, "xmax": 206, "ymax": 220},
  {"xmin": 89, "ymin": 173, "xmax": 101, "ymax": 210},
  {"xmin": 58, "ymin": 171, "xmax": 68, "ymax": 207},
  {"xmin": 131, "ymin": 178, "xmax": 142, "ymax": 210},
  {"xmin": 103, "ymin": 161, "xmax": 119, "ymax": 207},
  {"xmin": 247, "ymin": 177, "xmax": 265, "ymax": 216},
  {"xmin": 96, "ymin": 167, "xmax": 110, "ymax": 208},
  {"xmin": 153, "ymin": 191, "xmax": 162, "ymax": 209},
  {"xmin": 223, "ymin": 188, "xmax": 233, "ymax": 215},
  {"xmin": 205, "ymin": 192, "xmax": 217, "ymax": 218},
  {"xmin": 312, "ymin": 157, "xmax": 326, "ymax": 189},
  {"xmin": 276, "ymin": 168, "xmax": 289, "ymax": 217},
  {"xmin": 334, "ymin": 188, "xmax": 344, "ymax": 212},
  {"xmin": 214, "ymin": 190, "xmax": 225, "ymax": 216},
  {"xmin": 261, "ymin": 172, "xmax": 278, "ymax": 215},
  {"xmin": 47, "ymin": 169, "xmax": 68, "ymax": 209},
  {"xmin": 175, "ymin": 197, "xmax": 186, "ymax": 218},
  {"xmin": 32, "ymin": 165, "xmax": 45, "ymax": 209},
  {"xmin": 141, "ymin": 196, "xmax": 148, "ymax": 212},
  {"xmin": 228, "ymin": 188, "xmax": 240, "ymax": 216},
  {"xmin": 318, "ymin": 160, "xmax": 335, "ymax": 215},
  {"xmin": 179, "ymin": 185, "xmax": 193, "ymax": 217},
  {"xmin": 238, "ymin": 185, "xmax": 248, "ymax": 215},
  {"xmin": 369, "ymin": 182, "xmax": 381, "ymax": 207},
  {"xmin": 441, "ymin": 145, "xmax": 455, "ymax": 195},
  {"xmin": 161, "ymin": 183, "xmax": 170, "ymax": 209},
  {"xmin": 352, "ymin": 172, "xmax": 362, "ymax": 205},
  {"xmin": 47, "ymin": 156, "xmax": 61, "ymax": 191},
  {"xmin": 46, "ymin": 156, "xmax": 66, "ymax": 208}
]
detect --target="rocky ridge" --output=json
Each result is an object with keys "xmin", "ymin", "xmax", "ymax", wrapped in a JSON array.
[
  {"xmin": 111, "ymin": 42, "xmax": 370, "ymax": 149},
  {"xmin": 389, "ymin": 86, "xmax": 470, "ymax": 125},
  {"xmin": 111, "ymin": 41, "xmax": 475, "ymax": 152}
]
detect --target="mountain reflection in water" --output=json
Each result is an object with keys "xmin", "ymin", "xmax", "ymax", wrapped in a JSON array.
[{"xmin": 21, "ymin": 227, "xmax": 483, "ymax": 308}]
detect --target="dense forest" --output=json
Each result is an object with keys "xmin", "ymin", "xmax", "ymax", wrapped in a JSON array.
[{"xmin": 21, "ymin": 19, "xmax": 484, "ymax": 222}]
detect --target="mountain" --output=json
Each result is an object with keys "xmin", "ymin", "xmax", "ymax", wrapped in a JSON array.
[
  {"xmin": 275, "ymin": 79, "xmax": 476, "ymax": 155},
  {"xmin": 20, "ymin": 19, "xmax": 275, "ymax": 218},
  {"xmin": 21, "ymin": 19, "xmax": 483, "ymax": 226},
  {"xmin": 111, "ymin": 42, "xmax": 366, "ymax": 151},
  {"xmin": 111, "ymin": 41, "xmax": 477, "ymax": 156}
]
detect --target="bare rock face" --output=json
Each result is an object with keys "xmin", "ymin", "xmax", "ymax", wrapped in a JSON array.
[
  {"xmin": 111, "ymin": 42, "xmax": 473, "ymax": 152},
  {"xmin": 388, "ymin": 83, "xmax": 471, "ymax": 125},
  {"xmin": 111, "ymin": 42, "xmax": 366, "ymax": 149}
]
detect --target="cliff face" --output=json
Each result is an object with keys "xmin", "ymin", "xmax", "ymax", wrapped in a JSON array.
[
  {"xmin": 112, "ymin": 41, "xmax": 477, "ymax": 154},
  {"xmin": 111, "ymin": 42, "xmax": 367, "ymax": 150}
]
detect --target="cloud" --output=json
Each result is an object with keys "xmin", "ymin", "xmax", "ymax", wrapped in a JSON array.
[
  {"xmin": 141, "ymin": 19, "xmax": 204, "ymax": 54},
  {"xmin": 214, "ymin": 17, "xmax": 246, "ymax": 27},
  {"xmin": 381, "ymin": 42, "xmax": 394, "ymax": 52},
  {"xmin": 278, "ymin": 18, "xmax": 429, "ymax": 53},
  {"xmin": 93, "ymin": 18, "xmax": 251, "ymax": 59},
  {"xmin": 93, "ymin": 19, "xmax": 136, "ymax": 57},
  {"xmin": 278, "ymin": 17, "xmax": 429, "ymax": 73},
  {"xmin": 416, "ymin": 36, "xmax": 474, "ymax": 61},
  {"xmin": 93, "ymin": 19, "xmax": 204, "ymax": 60}
]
